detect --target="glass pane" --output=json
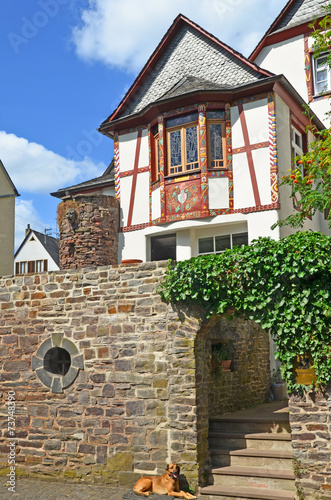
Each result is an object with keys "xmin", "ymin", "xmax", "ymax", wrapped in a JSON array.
[
  {"xmin": 186, "ymin": 126, "xmax": 198, "ymax": 165},
  {"xmin": 232, "ymin": 232, "xmax": 248, "ymax": 247},
  {"xmin": 316, "ymin": 56, "xmax": 328, "ymax": 69},
  {"xmin": 316, "ymin": 68, "xmax": 327, "ymax": 83},
  {"xmin": 294, "ymin": 132, "xmax": 302, "ymax": 148},
  {"xmin": 198, "ymin": 237, "xmax": 214, "ymax": 254},
  {"xmin": 170, "ymin": 130, "xmax": 182, "ymax": 168},
  {"xmin": 207, "ymin": 111, "xmax": 225, "ymax": 120},
  {"xmin": 210, "ymin": 123, "xmax": 223, "ymax": 161},
  {"xmin": 166, "ymin": 112, "xmax": 198, "ymax": 129},
  {"xmin": 215, "ymin": 235, "xmax": 231, "ymax": 252}
]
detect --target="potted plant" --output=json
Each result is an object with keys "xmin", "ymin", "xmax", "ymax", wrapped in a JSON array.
[
  {"xmin": 211, "ymin": 344, "xmax": 233, "ymax": 373},
  {"xmin": 271, "ymin": 367, "xmax": 287, "ymax": 401}
]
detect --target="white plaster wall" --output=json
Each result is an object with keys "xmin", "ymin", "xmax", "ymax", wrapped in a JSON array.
[
  {"xmin": 152, "ymin": 187, "xmax": 161, "ymax": 221},
  {"xmin": 119, "ymin": 131, "xmax": 138, "ymax": 173},
  {"xmin": 138, "ymin": 130, "xmax": 149, "ymax": 168},
  {"xmin": 208, "ymin": 178, "xmax": 229, "ymax": 209},
  {"xmin": 15, "ymin": 237, "xmax": 59, "ymax": 271},
  {"xmin": 120, "ymin": 176, "xmax": 133, "ymax": 227},
  {"xmin": 230, "ymin": 105, "xmax": 244, "ymax": 148},
  {"xmin": 252, "ymin": 148, "xmax": 272, "ymax": 206},
  {"xmin": 275, "ymin": 93, "xmax": 322, "ymax": 237},
  {"xmin": 244, "ymin": 99, "xmax": 268, "ymax": 145},
  {"xmin": 254, "ymin": 36, "xmax": 308, "ymax": 101},
  {"xmin": 247, "ymin": 211, "xmax": 280, "ymax": 242},
  {"xmin": 120, "ymin": 211, "xmax": 282, "ymax": 262},
  {"xmin": 176, "ymin": 230, "xmax": 193, "ymax": 262},
  {"xmin": 233, "ymin": 153, "xmax": 255, "ymax": 209},
  {"xmin": 131, "ymin": 172, "xmax": 150, "ymax": 226}
]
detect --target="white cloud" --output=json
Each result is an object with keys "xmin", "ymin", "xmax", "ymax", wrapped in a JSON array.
[
  {"xmin": 15, "ymin": 199, "xmax": 46, "ymax": 250},
  {"xmin": 71, "ymin": 0, "xmax": 286, "ymax": 72},
  {"xmin": 0, "ymin": 131, "xmax": 106, "ymax": 194}
]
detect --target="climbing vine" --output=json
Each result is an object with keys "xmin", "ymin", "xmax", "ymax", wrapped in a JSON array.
[{"xmin": 159, "ymin": 231, "xmax": 331, "ymax": 392}]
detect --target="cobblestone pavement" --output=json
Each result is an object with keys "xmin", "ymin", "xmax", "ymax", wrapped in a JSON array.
[{"xmin": 0, "ymin": 477, "xmax": 130, "ymax": 500}]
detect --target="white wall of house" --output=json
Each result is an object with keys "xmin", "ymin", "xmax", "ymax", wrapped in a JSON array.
[
  {"xmin": 15, "ymin": 234, "xmax": 59, "ymax": 272},
  {"xmin": 120, "ymin": 211, "xmax": 281, "ymax": 263},
  {"xmin": 254, "ymin": 35, "xmax": 330, "ymax": 127}
]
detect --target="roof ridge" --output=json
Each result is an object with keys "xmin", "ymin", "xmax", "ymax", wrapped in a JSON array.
[{"xmin": 104, "ymin": 13, "xmax": 272, "ymax": 124}]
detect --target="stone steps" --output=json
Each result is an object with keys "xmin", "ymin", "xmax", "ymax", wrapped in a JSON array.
[
  {"xmin": 208, "ymin": 466, "xmax": 295, "ymax": 490},
  {"xmin": 200, "ymin": 403, "xmax": 295, "ymax": 500},
  {"xmin": 208, "ymin": 432, "xmax": 292, "ymax": 451},
  {"xmin": 199, "ymin": 485, "xmax": 295, "ymax": 500},
  {"xmin": 209, "ymin": 448, "xmax": 293, "ymax": 468}
]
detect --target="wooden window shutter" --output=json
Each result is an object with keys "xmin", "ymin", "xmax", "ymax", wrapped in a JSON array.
[
  {"xmin": 44, "ymin": 260, "xmax": 48, "ymax": 272},
  {"xmin": 15, "ymin": 262, "xmax": 19, "ymax": 275},
  {"xmin": 28, "ymin": 261, "xmax": 35, "ymax": 273}
]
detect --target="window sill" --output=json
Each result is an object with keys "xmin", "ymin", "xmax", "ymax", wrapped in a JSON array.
[{"xmin": 164, "ymin": 169, "xmax": 201, "ymax": 181}]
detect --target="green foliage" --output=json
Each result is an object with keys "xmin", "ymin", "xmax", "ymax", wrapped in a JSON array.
[
  {"xmin": 274, "ymin": 6, "xmax": 331, "ymax": 230},
  {"xmin": 159, "ymin": 231, "xmax": 331, "ymax": 392}
]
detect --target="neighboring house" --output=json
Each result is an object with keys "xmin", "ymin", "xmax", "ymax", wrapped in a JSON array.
[
  {"xmin": 14, "ymin": 225, "xmax": 60, "ymax": 275},
  {"xmin": 53, "ymin": 3, "xmax": 331, "ymax": 264},
  {"xmin": 250, "ymin": 0, "xmax": 331, "ymax": 126},
  {"xmin": 0, "ymin": 160, "xmax": 19, "ymax": 277}
]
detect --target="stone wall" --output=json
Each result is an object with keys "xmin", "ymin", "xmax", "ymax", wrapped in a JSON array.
[
  {"xmin": 289, "ymin": 389, "xmax": 331, "ymax": 499},
  {"xmin": 0, "ymin": 262, "xmax": 272, "ymax": 489},
  {"xmin": 57, "ymin": 195, "xmax": 119, "ymax": 269}
]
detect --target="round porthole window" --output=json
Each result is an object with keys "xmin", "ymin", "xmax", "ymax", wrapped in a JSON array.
[
  {"xmin": 44, "ymin": 347, "xmax": 71, "ymax": 376},
  {"xmin": 32, "ymin": 334, "xmax": 83, "ymax": 393}
]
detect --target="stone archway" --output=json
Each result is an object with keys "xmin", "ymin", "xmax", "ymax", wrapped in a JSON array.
[{"xmin": 194, "ymin": 314, "xmax": 271, "ymax": 481}]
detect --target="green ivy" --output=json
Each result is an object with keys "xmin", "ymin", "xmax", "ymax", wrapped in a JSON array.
[{"xmin": 159, "ymin": 231, "xmax": 331, "ymax": 392}]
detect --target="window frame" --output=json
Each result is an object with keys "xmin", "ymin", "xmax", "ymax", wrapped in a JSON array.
[
  {"xmin": 198, "ymin": 232, "xmax": 248, "ymax": 256},
  {"xmin": 166, "ymin": 120, "xmax": 200, "ymax": 176},
  {"xmin": 207, "ymin": 118, "xmax": 227, "ymax": 170},
  {"xmin": 313, "ymin": 52, "xmax": 331, "ymax": 95}
]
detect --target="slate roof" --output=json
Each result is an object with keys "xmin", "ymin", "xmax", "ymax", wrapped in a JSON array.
[
  {"xmin": 15, "ymin": 229, "xmax": 60, "ymax": 267},
  {"xmin": 273, "ymin": 0, "xmax": 327, "ymax": 33},
  {"xmin": 102, "ymin": 14, "xmax": 272, "ymax": 125},
  {"xmin": 250, "ymin": 0, "xmax": 328, "ymax": 60},
  {"xmin": 51, "ymin": 160, "xmax": 114, "ymax": 199},
  {"xmin": 159, "ymin": 75, "xmax": 233, "ymax": 100}
]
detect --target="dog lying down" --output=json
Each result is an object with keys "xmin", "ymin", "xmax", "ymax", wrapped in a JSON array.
[{"xmin": 133, "ymin": 463, "xmax": 196, "ymax": 499}]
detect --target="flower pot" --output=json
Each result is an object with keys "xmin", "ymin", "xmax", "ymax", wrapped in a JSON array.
[
  {"xmin": 121, "ymin": 259, "xmax": 143, "ymax": 264},
  {"xmin": 221, "ymin": 360, "xmax": 231, "ymax": 373},
  {"xmin": 271, "ymin": 383, "xmax": 287, "ymax": 401}
]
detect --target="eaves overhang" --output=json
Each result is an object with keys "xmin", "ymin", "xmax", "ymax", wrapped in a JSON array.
[{"xmin": 98, "ymin": 74, "xmax": 325, "ymax": 139}]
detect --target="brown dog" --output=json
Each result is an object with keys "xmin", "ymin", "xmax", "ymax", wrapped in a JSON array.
[{"xmin": 133, "ymin": 463, "xmax": 196, "ymax": 498}]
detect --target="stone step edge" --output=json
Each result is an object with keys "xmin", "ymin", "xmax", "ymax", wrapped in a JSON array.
[
  {"xmin": 210, "ymin": 416, "xmax": 289, "ymax": 424},
  {"xmin": 209, "ymin": 432, "xmax": 292, "ymax": 441},
  {"xmin": 209, "ymin": 448, "xmax": 293, "ymax": 459},
  {"xmin": 209, "ymin": 465, "xmax": 295, "ymax": 480},
  {"xmin": 199, "ymin": 485, "xmax": 295, "ymax": 500}
]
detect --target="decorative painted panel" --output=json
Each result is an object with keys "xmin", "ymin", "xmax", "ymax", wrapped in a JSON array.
[{"xmin": 165, "ymin": 178, "xmax": 202, "ymax": 216}]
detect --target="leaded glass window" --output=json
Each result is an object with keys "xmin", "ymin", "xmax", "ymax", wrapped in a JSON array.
[
  {"xmin": 209, "ymin": 123, "xmax": 224, "ymax": 168},
  {"xmin": 169, "ymin": 129, "xmax": 183, "ymax": 174},
  {"xmin": 185, "ymin": 126, "xmax": 198, "ymax": 170}
]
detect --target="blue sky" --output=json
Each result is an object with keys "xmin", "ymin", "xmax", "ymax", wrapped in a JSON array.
[{"xmin": 1, "ymin": 0, "xmax": 288, "ymax": 248}]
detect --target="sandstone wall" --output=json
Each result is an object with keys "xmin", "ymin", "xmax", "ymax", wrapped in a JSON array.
[
  {"xmin": 289, "ymin": 389, "xmax": 331, "ymax": 499},
  {"xmin": 0, "ymin": 262, "xmax": 271, "ymax": 488}
]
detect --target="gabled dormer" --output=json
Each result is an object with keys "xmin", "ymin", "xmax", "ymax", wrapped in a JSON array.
[{"xmin": 250, "ymin": 0, "xmax": 330, "ymax": 126}]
